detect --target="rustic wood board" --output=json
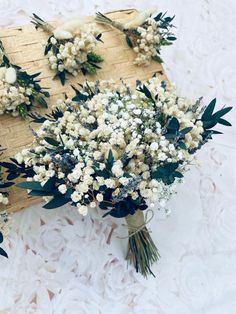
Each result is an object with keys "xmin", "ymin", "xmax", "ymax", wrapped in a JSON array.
[{"xmin": 0, "ymin": 9, "xmax": 168, "ymax": 213}]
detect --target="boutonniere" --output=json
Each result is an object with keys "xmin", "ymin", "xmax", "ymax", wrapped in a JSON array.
[
  {"xmin": 96, "ymin": 8, "xmax": 176, "ymax": 65},
  {"xmin": 3, "ymin": 77, "xmax": 232, "ymax": 277},
  {"xmin": 31, "ymin": 14, "xmax": 104, "ymax": 85},
  {"xmin": 0, "ymin": 41, "xmax": 49, "ymax": 117}
]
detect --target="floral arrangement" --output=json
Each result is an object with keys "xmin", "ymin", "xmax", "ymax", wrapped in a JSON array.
[
  {"xmin": 2, "ymin": 76, "xmax": 232, "ymax": 277},
  {"xmin": 31, "ymin": 14, "xmax": 104, "ymax": 85},
  {"xmin": 0, "ymin": 40, "xmax": 49, "ymax": 117},
  {"xmin": 95, "ymin": 9, "xmax": 176, "ymax": 65}
]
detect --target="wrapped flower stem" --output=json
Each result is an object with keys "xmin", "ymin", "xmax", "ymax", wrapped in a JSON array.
[
  {"xmin": 30, "ymin": 13, "xmax": 54, "ymax": 34},
  {"xmin": 95, "ymin": 12, "xmax": 125, "ymax": 32},
  {"xmin": 31, "ymin": 13, "xmax": 104, "ymax": 85},
  {"xmin": 125, "ymin": 210, "xmax": 160, "ymax": 277},
  {"xmin": 96, "ymin": 9, "xmax": 176, "ymax": 66},
  {"xmin": 0, "ymin": 40, "xmax": 49, "ymax": 117}
]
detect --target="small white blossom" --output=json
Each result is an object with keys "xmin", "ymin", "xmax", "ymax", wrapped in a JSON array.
[{"xmin": 58, "ymin": 184, "xmax": 67, "ymax": 194}]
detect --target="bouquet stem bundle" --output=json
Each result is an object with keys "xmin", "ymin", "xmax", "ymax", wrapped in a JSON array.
[
  {"xmin": 125, "ymin": 210, "xmax": 160, "ymax": 277},
  {"xmin": 31, "ymin": 14, "xmax": 54, "ymax": 34},
  {"xmin": 95, "ymin": 12, "xmax": 125, "ymax": 32}
]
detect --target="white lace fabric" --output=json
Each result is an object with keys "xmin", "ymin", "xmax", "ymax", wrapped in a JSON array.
[{"xmin": 0, "ymin": 1, "xmax": 236, "ymax": 313}]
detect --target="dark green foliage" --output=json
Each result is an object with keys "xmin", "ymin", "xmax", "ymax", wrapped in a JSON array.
[
  {"xmin": 0, "ymin": 157, "xmax": 35, "ymax": 181},
  {"xmin": 93, "ymin": 149, "xmax": 114, "ymax": 179},
  {"xmin": 100, "ymin": 194, "xmax": 148, "ymax": 218},
  {"xmin": 56, "ymin": 71, "xmax": 66, "ymax": 86},
  {"xmin": 152, "ymin": 55, "xmax": 164, "ymax": 63},
  {"xmin": 96, "ymin": 33, "xmax": 103, "ymax": 42},
  {"xmin": 16, "ymin": 178, "xmax": 72, "ymax": 209},
  {"xmin": 151, "ymin": 162, "xmax": 183, "ymax": 185},
  {"xmin": 87, "ymin": 52, "xmax": 103, "ymax": 63},
  {"xmin": 137, "ymin": 83, "xmax": 155, "ymax": 103},
  {"xmin": 106, "ymin": 150, "xmax": 114, "ymax": 171},
  {"xmin": 44, "ymin": 137, "xmax": 60, "ymax": 147},
  {"xmin": 28, "ymin": 112, "xmax": 47, "ymax": 123},
  {"xmin": 0, "ymin": 231, "xmax": 8, "ymax": 258},
  {"xmin": 126, "ymin": 35, "xmax": 133, "ymax": 48},
  {"xmin": 163, "ymin": 116, "xmax": 192, "ymax": 147},
  {"xmin": 43, "ymin": 196, "xmax": 69, "ymax": 209},
  {"xmin": 28, "ymin": 107, "xmax": 63, "ymax": 124},
  {"xmin": 71, "ymin": 85, "xmax": 89, "ymax": 102},
  {"xmin": 201, "ymin": 98, "xmax": 232, "ymax": 141},
  {"xmin": 80, "ymin": 52, "xmax": 103, "ymax": 76}
]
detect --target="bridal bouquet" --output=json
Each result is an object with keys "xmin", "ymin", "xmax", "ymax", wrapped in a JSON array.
[
  {"xmin": 2, "ymin": 77, "xmax": 231, "ymax": 276},
  {"xmin": 96, "ymin": 9, "xmax": 176, "ymax": 65},
  {"xmin": 0, "ymin": 41, "xmax": 49, "ymax": 117},
  {"xmin": 31, "ymin": 14, "xmax": 103, "ymax": 85}
]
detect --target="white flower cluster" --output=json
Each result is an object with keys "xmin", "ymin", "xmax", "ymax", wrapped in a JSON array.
[
  {"xmin": 47, "ymin": 23, "xmax": 101, "ymax": 76},
  {"xmin": 0, "ymin": 192, "xmax": 8, "ymax": 205},
  {"xmin": 15, "ymin": 77, "xmax": 205, "ymax": 216},
  {"xmin": 133, "ymin": 18, "xmax": 162, "ymax": 66},
  {"xmin": 0, "ymin": 67, "xmax": 31, "ymax": 116}
]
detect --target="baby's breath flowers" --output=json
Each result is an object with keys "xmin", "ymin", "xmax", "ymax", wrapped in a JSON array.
[
  {"xmin": 0, "ymin": 41, "xmax": 49, "ymax": 117},
  {"xmin": 4, "ymin": 77, "xmax": 232, "ymax": 277},
  {"xmin": 31, "ymin": 14, "xmax": 103, "ymax": 85},
  {"xmin": 96, "ymin": 9, "xmax": 176, "ymax": 66}
]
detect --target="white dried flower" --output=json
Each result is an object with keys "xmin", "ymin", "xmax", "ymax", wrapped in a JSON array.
[{"xmin": 5, "ymin": 67, "xmax": 17, "ymax": 84}]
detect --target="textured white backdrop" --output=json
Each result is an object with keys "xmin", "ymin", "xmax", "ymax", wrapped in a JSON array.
[{"xmin": 0, "ymin": 0, "xmax": 236, "ymax": 313}]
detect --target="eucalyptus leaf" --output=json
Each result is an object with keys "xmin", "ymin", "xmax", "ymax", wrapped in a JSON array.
[
  {"xmin": 202, "ymin": 98, "xmax": 216, "ymax": 121},
  {"xmin": 43, "ymin": 196, "xmax": 69, "ymax": 209},
  {"xmin": 0, "ymin": 247, "xmax": 8, "ymax": 258},
  {"xmin": 16, "ymin": 181, "xmax": 44, "ymax": 191},
  {"xmin": 44, "ymin": 137, "xmax": 60, "ymax": 147}
]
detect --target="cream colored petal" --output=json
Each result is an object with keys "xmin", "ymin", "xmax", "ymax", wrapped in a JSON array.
[
  {"xmin": 124, "ymin": 7, "xmax": 157, "ymax": 29},
  {"xmin": 5, "ymin": 67, "xmax": 17, "ymax": 84}
]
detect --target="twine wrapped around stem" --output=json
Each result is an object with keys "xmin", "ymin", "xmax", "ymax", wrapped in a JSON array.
[
  {"xmin": 125, "ymin": 210, "xmax": 160, "ymax": 277},
  {"xmin": 31, "ymin": 13, "xmax": 54, "ymax": 34},
  {"xmin": 95, "ymin": 12, "xmax": 125, "ymax": 32}
]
